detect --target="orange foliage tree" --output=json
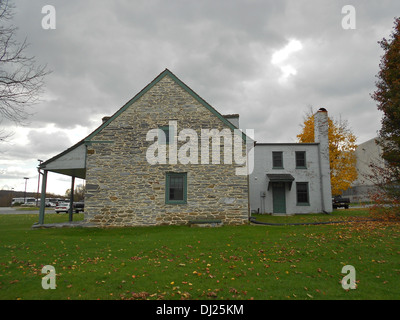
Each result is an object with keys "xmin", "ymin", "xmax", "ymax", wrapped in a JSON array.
[{"xmin": 297, "ymin": 110, "xmax": 358, "ymax": 195}]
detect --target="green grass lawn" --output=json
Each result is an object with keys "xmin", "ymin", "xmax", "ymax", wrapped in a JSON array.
[{"xmin": 0, "ymin": 209, "xmax": 399, "ymax": 300}]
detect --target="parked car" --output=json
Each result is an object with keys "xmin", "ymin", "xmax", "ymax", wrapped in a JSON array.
[
  {"xmin": 74, "ymin": 202, "xmax": 84, "ymax": 213},
  {"xmin": 55, "ymin": 202, "xmax": 84, "ymax": 213},
  {"xmin": 332, "ymin": 195, "xmax": 350, "ymax": 209},
  {"xmin": 45, "ymin": 201, "xmax": 55, "ymax": 207},
  {"xmin": 55, "ymin": 202, "xmax": 70, "ymax": 213}
]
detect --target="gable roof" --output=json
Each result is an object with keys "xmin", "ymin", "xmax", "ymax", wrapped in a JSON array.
[
  {"xmin": 40, "ymin": 69, "xmax": 248, "ymax": 172},
  {"xmin": 85, "ymin": 68, "xmax": 245, "ymax": 142}
]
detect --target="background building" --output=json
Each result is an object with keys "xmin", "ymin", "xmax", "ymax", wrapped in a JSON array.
[{"xmin": 249, "ymin": 109, "xmax": 333, "ymax": 215}]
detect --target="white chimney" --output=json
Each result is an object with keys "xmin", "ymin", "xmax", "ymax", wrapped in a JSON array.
[{"xmin": 314, "ymin": 108, "xmax": 333, "ymax": 213}]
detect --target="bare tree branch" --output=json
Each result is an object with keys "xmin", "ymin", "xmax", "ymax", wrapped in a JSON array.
[{"xmin": 0, "ymin": 0, "xmax": 50, "ymax": 140}]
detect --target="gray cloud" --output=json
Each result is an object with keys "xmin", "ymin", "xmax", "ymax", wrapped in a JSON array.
[
  {"xmin": 1, "ymin": 128, "xmax": 72, "ymax": 161},
  {"xmin": 2, "ymin": 0, "xmax": 400, "ymax": 192}
]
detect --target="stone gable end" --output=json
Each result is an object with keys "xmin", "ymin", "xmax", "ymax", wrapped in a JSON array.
[{"xmin": 84, "ymin": 74, "xmax": 249, "ymax": 227}]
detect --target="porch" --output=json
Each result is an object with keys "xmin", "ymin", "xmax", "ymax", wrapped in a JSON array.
[{"xmin": 37, "ymin": 141, "xmax": 86, "ymax": 226}]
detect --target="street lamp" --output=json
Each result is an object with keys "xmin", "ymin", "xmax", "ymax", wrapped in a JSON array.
[
  {"xmin": 37, "ymin": 159, "xmax": 43, "ymax": 206},
  {"xmin": 23, "ymin": 177, "xmax": 29, "ymax": 204}
]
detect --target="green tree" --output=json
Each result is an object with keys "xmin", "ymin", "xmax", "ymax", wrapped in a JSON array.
[
  {"xmin": 370, "ymin": 17, "xmax": 400, "ymax": 217},
  {"xmin": 372, "ymin": 17, "xmax": 400, "ymax": 172}
]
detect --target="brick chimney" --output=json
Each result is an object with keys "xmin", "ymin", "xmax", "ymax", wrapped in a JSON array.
[
  {"xmin": 102, "ymin": 116, "xmax": 111, "ymax": 124},
  {"xmin": 314, "ymin": 108, "xmax": 333, "ymax": 213}
]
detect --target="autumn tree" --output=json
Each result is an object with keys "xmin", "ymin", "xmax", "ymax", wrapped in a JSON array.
[
  {"xmin": 297, "ymin": 109, "xmax": 358, "ymax": 195},
  {"xmin": 372, "ymin": 17, "xmax": 400, "ymax": 169},
  {"xmin": 65, "ymin": 184, "xmax": 85, "ymax": 202},
  {"xmin": 0, "ymin": 0, "xmax": 49, "ymax": 140},
  {"xmin": 370, "ymin": 17, "xmax": 400, "ymax": 218}
]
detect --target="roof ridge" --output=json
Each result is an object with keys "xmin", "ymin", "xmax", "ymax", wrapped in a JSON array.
[{"xmin": 85, "ymin": 69, "xmax": 244, "ymax": 141}]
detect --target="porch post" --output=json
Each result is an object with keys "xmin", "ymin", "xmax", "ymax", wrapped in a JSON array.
[
  {"xmin": 38, "ymin": 170, "xmax": 48, "ymax": 225},
  {"xmin": 68, "ymin": 176, "xmax": 75, "ymax": 222}
]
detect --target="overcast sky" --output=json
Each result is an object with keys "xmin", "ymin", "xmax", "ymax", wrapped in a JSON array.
[{"xmin": 1, "ymin": 0, "xmax": 399, "ymax": 195}]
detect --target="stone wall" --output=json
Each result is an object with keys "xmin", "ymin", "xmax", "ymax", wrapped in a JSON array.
[{"xmin": 84, "ymin": 74, "xmax": 249, "ymax": 227}]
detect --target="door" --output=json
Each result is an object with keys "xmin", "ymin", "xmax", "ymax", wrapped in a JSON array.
[{"xmin": 272, "ymin": 183, "xmax": 286, "ymax": 214}]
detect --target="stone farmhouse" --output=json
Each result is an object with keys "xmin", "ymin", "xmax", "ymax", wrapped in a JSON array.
[{"xmin": 38, "ymin": 69, "xmax": 332, "ymax": 227}]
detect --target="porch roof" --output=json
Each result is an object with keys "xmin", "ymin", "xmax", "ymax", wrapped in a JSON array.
[
  {"xmin": 266, "ymin": 173, "xmax": 295, "ymax": 182},
  {"xmin": 266, "ymin": 173, "xmax": 295, "ymax": 190},
  {"xmin": 39, "ymin": 140, "xmax": 86, "ymax": 179}
]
